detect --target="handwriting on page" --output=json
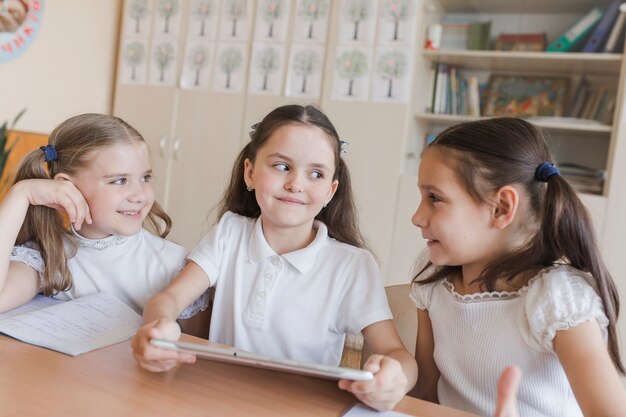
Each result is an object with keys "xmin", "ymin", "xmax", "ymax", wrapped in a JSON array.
[{"xmin": 0, "ymin": 292, "xmax": 142, "ymax": 355}]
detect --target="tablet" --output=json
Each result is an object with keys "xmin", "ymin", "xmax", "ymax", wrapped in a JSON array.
[{"xmin": 151, "ymin": 339, "xmax": 374, "ymax": 382}]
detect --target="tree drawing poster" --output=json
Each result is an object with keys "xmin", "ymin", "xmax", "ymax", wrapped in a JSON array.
[
  {"xmin": 370, "ymin": 46, "xmax": 412, "ymax": 103},
  {"xmin": 331, "ymin": 45, "xmax": 372, "ymax": 102},
  {"xmin": 249, "ymin": 42, "xmax": 285, "ymax": 95},
  {"xmin": 293, "ymin": 0, "xmax": 330, "ymax": 44},
  {"xmin": 338, "ymin": 0, "xmax": 378, "ymax": 45},
  {"xmin": 180, "ymin": 40, "xmax": 213, "ymax": 89},
  {"xmin": 153, "ymin": 0, "xmax": 183, "ymax": 38},
  {"xmin": 187, "ymin": 0, "xmax": 220, "ymax": 40},
  {"xmin": 123, "ymin": 0, "xmax": 153, "ymax": 38},
  {"xmin": 376, "ymin": 0, "xmax": 417, "ymax": 45},
  {"xmin": 120, "ymin": 39, "xmax": 150, "ymax": 85},
  {"xmin": 148, "ymin": 40, "xmax": 179, "ymax": 85},
  {"xmin": 218, "ymin": 0, "xmax": 253, "ymax": 42},
  {"xmin": 212, "ymin": 42, "xmax": 248, "ymax": 92},
  {"xmin": 285, "ymin": 44, "xmax": 325, "ymax": 99},
  {"xmin": 254, "ymin": 0, "xmax": 291, "ymax": 42}
]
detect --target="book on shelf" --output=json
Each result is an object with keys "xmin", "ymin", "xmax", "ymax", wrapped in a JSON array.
[
  {"xmin": 495, "ymin": 33, "xmax": 547, "ymax": 51},
  {"xmin": 582, "ymin": 0, "xmax": 622, "ymax": 52},
  {"xmin": 467, "ymin": 21, "xmax": 491, "ymax": 50},
  {"xmin": 604, "ymin": 3, "xmax": 626, "ymax": 52},
  {"xmin": 546, "ymin": 6, "xmax": 604, "ymax": 52},
  {"xmin": 0, "ymin": 292, "xmax": 142, "ymax": 355},
  {"xmin": 567, "ymin": 79, "xmax": 616, "ymax": 124}
]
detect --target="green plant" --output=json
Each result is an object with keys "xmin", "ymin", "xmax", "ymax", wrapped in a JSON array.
[{"xmin": 0, "ymin": 109, "xmax": 26, "ymax": 180}]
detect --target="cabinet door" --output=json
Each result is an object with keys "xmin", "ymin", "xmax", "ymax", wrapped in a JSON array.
[
  {"xmin": 113, "ymin": 86, "xmax": 177, "ymax": 204},
  {"xmin": 165, "ymin": 91, "xmax": 244, "ymax": 249}
]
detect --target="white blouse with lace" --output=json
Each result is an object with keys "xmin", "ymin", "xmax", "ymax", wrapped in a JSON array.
[
  {"xmin": 10, "ymin": 229, "xmax": 190, "ymax": 315},
  {"xmin": 411, "ymin": 264, "xmax": 609, "ymax": 417}
]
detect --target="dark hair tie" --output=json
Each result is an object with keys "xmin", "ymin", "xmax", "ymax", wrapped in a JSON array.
[
  {"xmin": 40, "ymin": 145, "xmax": 58, "ymax": 162},
  {"xmin": 535, "ymin": 162, "xmax": 559, "ymax": 182}
]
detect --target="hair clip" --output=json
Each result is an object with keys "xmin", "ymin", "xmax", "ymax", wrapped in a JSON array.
[
  {"xmin": 339, "ymin": 140, "xmax": 349, "ymax": 154},
  {"xmin": 248, "ymin": 122, "xmax": 260, "ymax": 140}
]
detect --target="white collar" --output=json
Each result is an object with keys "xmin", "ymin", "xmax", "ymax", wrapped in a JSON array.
[
  {"xmin": 71, "ymin": 226, "xmax": 129, "ymax": 251},
  {"xmin": 247, "ymin": 216, "xmax": 328, "ymax": 274}
]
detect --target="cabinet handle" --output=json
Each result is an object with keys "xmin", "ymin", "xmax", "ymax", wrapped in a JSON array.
[
  {"xmin": 173, "ymin": 137, "xmax": 181, "ymax": 160},
  {"xmin": 159, "ymin": 136, "xmax": 167, "ymax": 158}
]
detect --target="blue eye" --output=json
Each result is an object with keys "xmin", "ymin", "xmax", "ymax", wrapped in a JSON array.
[
  {"xmin": 429, "ymin": 193, "xmax": 441, "ymax": 203},
  {"xmin": 274, "ymin": 163, "xmax": 289, "ymax": 171},
  {"xmin": 142, "ymin": 175, "xmax": 152, "ymax": 182},
  {"xmin": 310, "ymin": 171, "xmax": 323, "ymax": 179},
  {"xmin": 111, "ymin": 178, "xmax": 127, "ymax": 185}
]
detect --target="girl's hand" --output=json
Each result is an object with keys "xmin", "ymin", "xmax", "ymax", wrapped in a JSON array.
[
  {"xmin": 14, "ymin": 179, "xmax": 92, "ymax": 230},
  {"xmin": 131, "ymin": 318, "xmax": 196, "ymax": 372},
  {"xmin": 338, "ymin": 354, "xmax": 407, "ymax": 411},
  {"xmin": 494, "ymin": 366, "xmax": 521, "ymax": 417}
]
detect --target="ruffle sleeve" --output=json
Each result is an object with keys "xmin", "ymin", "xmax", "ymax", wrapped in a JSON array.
[
  {"xmin": 523, "ymin": 265, "xmax": 609, "ymax": 352},
  {"xmin": 410, "ymin": 280, "xmax": 438, "ymax": 310}
]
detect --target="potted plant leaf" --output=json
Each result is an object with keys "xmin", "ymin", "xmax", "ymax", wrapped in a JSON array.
[{"xmin": 0, "ymin": 109, "xmax": 26, "ymax": 182}]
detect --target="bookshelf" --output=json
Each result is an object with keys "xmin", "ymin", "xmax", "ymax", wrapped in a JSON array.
[{"xmin": 388, "ymin": 0, "xmax": 626, "ymax": 291}]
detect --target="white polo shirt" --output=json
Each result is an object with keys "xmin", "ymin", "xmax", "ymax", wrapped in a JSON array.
[{"xmin": 188, "ymin": 211, "xmax": 392, "ymax": 366}]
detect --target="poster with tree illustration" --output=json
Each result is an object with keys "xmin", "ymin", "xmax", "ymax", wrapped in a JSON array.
[
  {"xmin": 219, "ymin": 0, "xmax": 252, "ymax": 42},
  {"xmin": 331, "ymin": 46, "xmax": 371, "ymax": 101},
  {"xmin": 338, "ymin": 0, "xmax": 378, "ymax": 44},
  {"xmin": 285, "ymin": 44, "xmax": 325, "ymax": 98},
  {"xmin": 371, "ymin": 47, "xmax": 411, "ymax": 103},
  {"xmin": 154, "ymin": 0, "xmax": 182, "ymax": 37},
  {"xmin": 124, "ymin": 0, "xmax": 153, "ymax": 38},
  {"xmin": 254, "ymin": 0, "xmax": 290, "ymax": 42},
  {"xmin": 149, "ymin": 41, "xmax": 178, "ymax": 85},
  {"xmin": 212, "ymin": 42, "xmax": 248, "ymax": 92},
  {"xmin": 180, "ymin": 41, "xmax": 213, "ymax": 89},
  {"xmin": 293, "ymin": 0, "xmax": 330, "ymax": 43},
  {"xmin": 377, "ymin": 0, "xmax": 417, "ymax": 44},
  {"xmin": 120, "ymin": 39, "xmax": 149, "ymax": 84},
  {"xmin": 188, "ymin": 0, "xmax": 219, "ymax": 40},
  {"xmin": 249, "ymin": 43, "xmax": 285, "ymax": 95}
]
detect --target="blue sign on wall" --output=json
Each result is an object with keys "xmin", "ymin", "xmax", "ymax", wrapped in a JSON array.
[{"xmin": 0, "ymin": 0, "xmax": 45, "ymax": 64}]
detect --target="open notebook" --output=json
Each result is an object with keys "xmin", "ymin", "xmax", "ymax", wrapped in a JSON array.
[{"xmin": 151, "ymin": 338, "xmax": 374, "ymax": 381}]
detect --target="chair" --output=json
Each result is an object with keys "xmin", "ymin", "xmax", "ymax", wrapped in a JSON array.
[{"xmin": 340, "ymin": 283, "xmax": 417, "ymax": 369}]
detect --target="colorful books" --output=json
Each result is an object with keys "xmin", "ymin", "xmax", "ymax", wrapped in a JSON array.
[
  {"xmin": 546, "ymin": 7, "xmax": 603, "ymax": 52},
  {"xmin": 582, "ymin": 0, "xmax": 622, "ymax": 52}
]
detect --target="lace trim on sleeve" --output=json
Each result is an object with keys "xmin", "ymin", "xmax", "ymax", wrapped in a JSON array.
[
  {"xmin": 178, "ymin": 289, "xmax": 211, "ymax": 320},
  {"xmin": 10, "ymin": 245, "xmax": 45, "ymax": 293},
  {"xmin": 525, "ymin": 265, "xmax": 609, "ymax": 352}
]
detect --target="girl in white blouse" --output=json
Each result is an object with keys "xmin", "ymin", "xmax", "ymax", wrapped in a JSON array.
[
  {"xmin": 410, "ymin": 117, "xmax": 626, "ymax": 417},
  {"xmin": 132, "ymin": 104, "xmax": 418, "ymax": 411},
  {"xmin": 0, "ymin": 114, "xmax": 187, "ymax": 315}
]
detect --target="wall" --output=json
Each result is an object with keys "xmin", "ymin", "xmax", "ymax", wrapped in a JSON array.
[{"xmin": 0, "ymin": 0, "xmax": 121, "ymax": 134}]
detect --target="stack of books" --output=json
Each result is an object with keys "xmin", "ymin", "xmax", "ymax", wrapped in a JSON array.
[
  {"xmin": 559, "ymin": 163, "xmax": 606, "ymax": 195},
  {"xmin": 568, "ymin": 77, "xmax": 616, "ymax": 124},
  {"xmin": 427, "ymin": 63, "xmax": 481, "ymax": 116}
]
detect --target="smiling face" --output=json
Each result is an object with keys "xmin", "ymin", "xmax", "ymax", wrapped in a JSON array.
[
  {"xmin": 244, "ymin": 123, "xmax": 338, "ymax": 239},
  {"xmin": 69, "ymin": 142, "xmax": 155, "ymax": 239},
  {"xmin": 412, "ymin": 147, "xmax": 500, "ymax": 278}
]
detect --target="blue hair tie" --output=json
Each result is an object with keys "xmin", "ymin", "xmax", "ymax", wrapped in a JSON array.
[
  {"xmin": 40, "ymin": 145, "xmax": 58, "ymax": 162},
  {"xmin": 535, "ymin": 162, "xmax": 559, "ymax": 182}
]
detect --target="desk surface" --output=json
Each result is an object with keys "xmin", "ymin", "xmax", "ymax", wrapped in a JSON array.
[{"xmin": 0, "ymin": 335, "xmax": 477, "ymax": 417}]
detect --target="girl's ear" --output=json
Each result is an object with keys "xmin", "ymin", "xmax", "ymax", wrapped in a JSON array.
[
  {"xmin": 325, "ymin": 179, "xmax": 339, "ymax": 204},
  {"xmin": 492, "ymin": 185, "xmax": 519, "ymax": 229},
  {"xmin": 243, "ymin": 158, "xmax": 253, "ymax": 188},
  {"xmin": 53, "ymin": 172, "xmax": 72, "ymax": 182}
]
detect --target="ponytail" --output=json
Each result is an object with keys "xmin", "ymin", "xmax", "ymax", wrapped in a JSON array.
[
  {"xmin": 12, "ymin": 149, "xmax": 75, "ymax": 296},
  {"xmin": 539, "ymin": 175, "xmax": 623, "ymax": 373}
]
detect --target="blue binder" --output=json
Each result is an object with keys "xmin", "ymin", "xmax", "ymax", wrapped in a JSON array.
[{"xmin": 582, "ymin": 0, "xmax": 623, "ymax": 52}]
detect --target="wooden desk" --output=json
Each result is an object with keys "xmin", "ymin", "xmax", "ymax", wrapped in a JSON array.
[{"xmin": 0, "ymin": 335, "xmax": 477, "ymax": 417}]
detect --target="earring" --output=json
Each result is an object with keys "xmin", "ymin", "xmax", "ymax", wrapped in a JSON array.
[
  {"xmin": 323, "ymin": 202, "xmax": 328, "ymax": 208},
  {"xmin": 247, "ymin": 185, "xmax": 253, "ymax": 192}
]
